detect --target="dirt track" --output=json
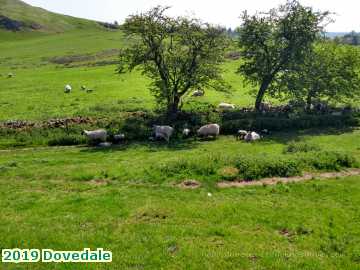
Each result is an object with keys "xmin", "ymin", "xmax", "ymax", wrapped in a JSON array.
[{"xmin": 217, "ymin": 169, "xmax": 360, "ymax": 188}]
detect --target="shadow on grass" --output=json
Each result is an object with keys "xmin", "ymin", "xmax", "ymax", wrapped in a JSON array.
[
  {"xmin": 268, "ymin": 126, "xmax": 357, "ymax": 144},
  {"xmin": 79, "ymin": 138, "xmax": 202, "ymax": 153},
  {"xmin": 79, "ymin": 126, "xmax": 357, "ymax": 153}
]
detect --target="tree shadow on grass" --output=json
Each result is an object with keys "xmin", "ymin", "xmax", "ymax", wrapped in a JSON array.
[
  {"xmin": 267, "ymin": 126, "xmax": 357, "ymax": 144},
  {"xmin": 79, "ymin": 138, "xmax": 202, "ymax": 153}
]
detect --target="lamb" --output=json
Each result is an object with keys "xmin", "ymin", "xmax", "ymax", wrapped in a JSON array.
[
  {"xmin": 244, "ymin": 131, "xmax": 261, "ymax": 142},
  {"xmin": 82, "ymin": 129, "xmax": 107, "ymax": 144},
  {"xmin": 197, "ymin": 124, "xmax": 220, "ymax": 139},
  {"xmin": 64, "ymin": 84, "xmax": 72, "ymax": 93},
  {"xmin": 192, "ymin": 89, "xmax": 204, "ymax": 97},
  {"xmin": 153, "ymin": 125, "xmax": 174, "ymax": 142},
  {"xmin": 218, "ymin": 102, "xmax": 235, "ymax": 110},
  {"xmin": 236, "ymin": 130, "xmax": 248, "ymax": 140},
  {"xmin": 113, "ymin": 133, "xmax": 125, "ymax": 143},
  {"xmin": 182, "ymin": 128, "xmax": 191, "ymax": 137}
]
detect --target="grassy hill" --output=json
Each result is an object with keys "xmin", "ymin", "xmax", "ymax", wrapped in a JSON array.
[{"xmin": 0, "ymin": 0, "xmax": 101, "ymax": 33}]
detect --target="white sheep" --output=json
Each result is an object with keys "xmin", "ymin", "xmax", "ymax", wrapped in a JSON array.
[
  {"xmin": 64, "ymin": 84, "xmax": 72, "ymax": 93},
  {"xmin": 244, "ymin": 131, "xmax": 261, "ymax": 142},
  {"xmin": 153, "ymin": 125, "xmax": 174, "ymax": 142},
  {"xmin": 192, "ymin": 89, "xmax": 204, "ymax": 97},
  {"xmin": 113, "ymin": 133, "xmax": 125, "ymax": 143},
  {"xmin": 197, "ymin": 124, "xmax": 220, "ymax": 138},
  {"xmin": 98, "ymin": 142, "xmax": 112, "ymax": 148},
  {"xmin": 182, "ymin": 128, "xmax": 191, "ymax": 137},
  {"xmin": 218, "ymin": 102, "xmax": 235, "ymax": 110},
  {"xmin": 7, "ymin": 72, "xmax": 14, "ymax": 78},
  {"xmin": 236, "ymin": 130, "xmax": 248, "ymax": 140},
  {"xmin": 82, "ymin": 129, "xmax": 107, "ymax": 144}
]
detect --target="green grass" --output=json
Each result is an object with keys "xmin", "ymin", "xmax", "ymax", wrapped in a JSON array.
[
  {"xmin": 1, "ymin": 4, "xmax": 360, "ymax": 269},
  {"xmin": 1, "ymin": 140, "xmax": 360, "ymax": 269},
  {"xmin": 1, "ymin": 129, "xmax": 359, "ymax": 183}
]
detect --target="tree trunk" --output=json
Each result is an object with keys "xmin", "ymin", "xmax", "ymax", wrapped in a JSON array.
[
  {"xmin": 306, "ymin": 93, "xmax": 312, "ymax": 112},
  {"xmin": 255, "ymin": 77, "xmax": 272, "ymax": 111},
  {"xmin": 306, "ymin": 88, "xmax": 316, "ymax": 111},
  {"xmin": 167, "ymin": 95, "xmax": 180, "ymax": 119}
]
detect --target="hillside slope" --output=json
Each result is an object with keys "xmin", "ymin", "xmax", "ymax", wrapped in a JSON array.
[{"xmin": 0, "ymin": 0, "xmax": 102, "ymax": 32}]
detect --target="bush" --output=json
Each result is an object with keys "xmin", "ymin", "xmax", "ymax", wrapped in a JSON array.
[
  {"xmin": 48, "ymin": 135, "xmax": 85, "ymax": 146},
  {"xmin": 234, "ymin": 155, "xmax": 302, "ymax": 180},
  {"xmin": 152, "ymin": 151, "xmax": 358, "ymax": 181},
  {"xmin": 298, "ymin": 151, "xmax": 358, "ymax": 171},
  {"xmin": 284, "ymin": 141, "xmax": 321, "ymax": 154}
]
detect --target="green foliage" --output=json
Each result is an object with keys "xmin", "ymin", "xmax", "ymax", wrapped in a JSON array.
[
  {"xmin": 118, "ymin": 6, "xmax": 230, "ymax": 115},
  {"xmin": 234, "ymin": 155, "xmax": 302, "ymax": 180},
  {"xmin": 271, "ymin": 42, "xmax": 360, "ymax": 106},
  {"xmin": 153, "ymin": 150, "xmax": 357, "ymax": 181},
  {"xmin": 48, "ymin": 134, "xmax": 85, "ymax": 146},
  {"xmin": 284, "ymin": 141, "xmax": 321, "ymax": 153},
  {"xmin": 237, "ymin": 0, "xmax": 330, "ymax": 110}
]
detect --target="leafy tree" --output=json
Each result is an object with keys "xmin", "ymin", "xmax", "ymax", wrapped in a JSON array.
[
  {"xmin": 269, "ymin": 42, "xmax": 360, "ymax": 108},
  {"xmin": 237, "ymin": 0, "xmax": 330, "ymax": 110},
  {"xmin": 341, "ymin": 31, "xmax": 360, "ymax": 46},
  {"xmin": 118, "ymin": 6, "xmax": 229, "ymax": 116}
]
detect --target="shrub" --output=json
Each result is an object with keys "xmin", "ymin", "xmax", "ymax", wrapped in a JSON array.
[
  {"xmin": 298, "ymin": 151, "xmax": 358, "ymax": 171},
  {"xmin": 48, "ymin": 134, "xmax": 85, "ymax": 146},
  {"xmin": 284, "ymin": 141, "xmax": 321, "ymax": 154},
  {"xmin": 152, "ymin": 151, "xmax": 358, "ymax": 182},
  {"xmin": 234, "ymin": 155, "xmax": 302, "ymax": 180}
]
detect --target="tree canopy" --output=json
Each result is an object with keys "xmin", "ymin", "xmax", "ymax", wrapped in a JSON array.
[
  {"xmin": 118, "ymin": 6, "xmax": 229, "ymax": 116},
  {"xmin": 237, "ymin": 0, "xmax": 330, "ymax": 110},
  {"xmin": 269, "ymin": 42, "xmax": 360, "ymax": 107}
]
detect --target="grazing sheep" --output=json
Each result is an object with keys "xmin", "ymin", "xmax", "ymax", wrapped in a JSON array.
[
  {"xmin": 218, "ymin": 102, "xmax": 235, "ymax": 110},
  {"xmin": 182, "ymin": 128, "xmax": 191, "ymax": 137},
  {"xmin": 192, "ymin": 89, "xmax": 204, "ymax": 97},
  {"xmin": 7, "ymin": 72, "xmax": 14, "ymax": 78},
  {"xmin": 113, "ymin": 133, "xmax": 125, "ymax": 143},
  {"xmin": 153, "ymin": 125, "xmax": 174, "ymax": 142},
  {"xmin": 81, "ymin": 85, "xmax": 87, "ymax": 90},
  {"xmin": 82, "ymin": 129, "xmax": 107, "ymax": 144},
  {"xmin": 236, "ymin": 130, "xmax": 248, "ymax": 140},
  {"xmin": 64, "ymin": 84, "xmax": 72, "ymax": 93},
  {"xmin": 98, "ymin": 142, "xmax": 112, "ymax": 148},
  {"xmin": 244, "ymin": 132, "xmax": 261, "ymax": 142},
  {"xmin": 197, "ymin": 124, "xmax": 220, "ymax": 139}
]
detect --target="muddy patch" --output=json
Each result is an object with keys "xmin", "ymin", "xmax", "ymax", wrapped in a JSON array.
[
  {"xmin": 178, "ymin": 179, "xmax": 201, "ymax": 189},
  {"xmin": 218, "ymin": 169, "xmax": 360, "ymax": 188},
  {"xmin": 88, "ymin": 179, "xmax": 110, "ymax": 186}
]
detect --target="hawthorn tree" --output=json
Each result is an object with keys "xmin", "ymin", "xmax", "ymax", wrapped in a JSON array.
[
  {"xmin": 269, "ymin": 42, "xmax": 360, "ymax": 108},
  {"xmin": 237, "ymin": 0, "xmax": 330, "ymax": 111},
  {"xmin": 118, "ymin": 6, "xmax": 229, "ymax": 116}
]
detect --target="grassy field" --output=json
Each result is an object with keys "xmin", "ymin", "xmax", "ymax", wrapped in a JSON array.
[
  {"xmin": 0, "ymin": 26, "xmax": 254, "ymax": 120},
  {"xmin": 1, "ymin": 132, "xmax": 360, "ymax": 269},
  {"xmin": 1, "ymin": 1, "xmax": 360, "ymax": 269}
]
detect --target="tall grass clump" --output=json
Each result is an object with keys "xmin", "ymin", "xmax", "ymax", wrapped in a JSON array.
[
  {"xmin": 284, "ymin": 141, "xmax": 321, "ymax": 154},
  {"xmin": 151, "ymin": 151, "xmax": 358, "ymax": 182}
]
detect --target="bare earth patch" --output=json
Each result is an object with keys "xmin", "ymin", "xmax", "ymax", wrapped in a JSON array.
[
  {"xmin": 88, "ymin": 179, "xmax": 110, "ymax": 186},
  {"xmin": 217, "ymin": 169, "xmax": 360, "ymax": 188},
  {"xmin": 178, "ymin": 180, "xmax": 202, "ymax": 189}
]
